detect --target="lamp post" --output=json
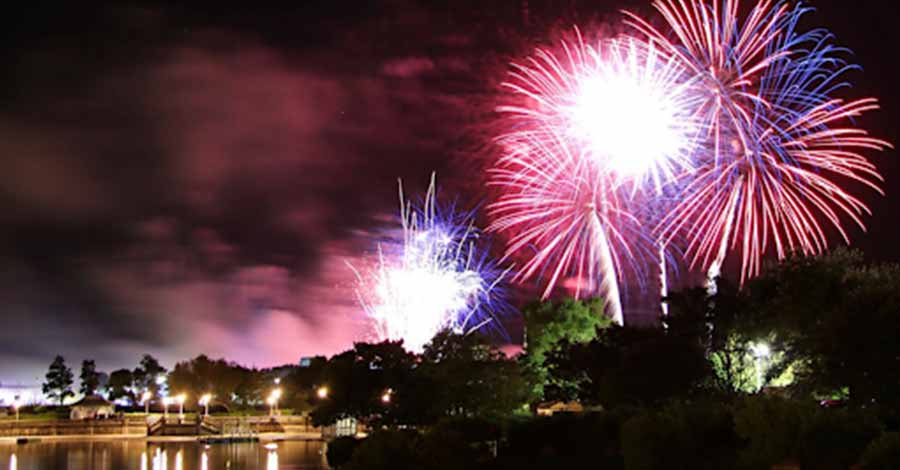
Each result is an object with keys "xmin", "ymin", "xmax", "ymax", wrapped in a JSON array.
[
  {"xmin": 267, "ymin": 395, "xmax": 277, "ymax": 417},
  {"xmin": 199, "ymin": 394, "xmax": 212, "ymax": 417},
  {"xmin": 141, "ymin": 391, "xmax": 153, "ymax": 414},
  {"xmin": 176, "ymin": 394, "xmax": 186, "ymax": 421},
  {"xmin": 316, "ymin": 386, "xmax": 328, "ymax": 400},
  {"xmin": 162, "ymin": 397, "xmax": 173, "ymax": 419},
  {"xmin": 268, "ymin": 388, "xmax": 282, "ymax": 417}
]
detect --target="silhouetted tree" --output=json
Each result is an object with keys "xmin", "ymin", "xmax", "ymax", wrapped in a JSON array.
[
  {"xmin": 107, "ymin": 369, "xmax": 135, "ymax": 402},
  {"xmin": 42, "ymin": 355, "xmax": 74, "ymax": 405},
  {"xmin": 167, "ymin": 355, "xmax": 254, "ymax": 405},
  {"xmin": 520, "ymin": 297, "xmax": 611, "ymax": 401},
  {"xmin": 79, "ymin": 359, "xmax": 101, "ymax": 396},
  {"xmin": 133, "ymin": 354, "xmax": 167, "ymax": 395}
]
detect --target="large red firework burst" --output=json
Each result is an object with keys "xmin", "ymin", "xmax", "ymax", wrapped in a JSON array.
[{"xmin": 625, "ymin": 0, "xmax": 891, "ymax": 285}]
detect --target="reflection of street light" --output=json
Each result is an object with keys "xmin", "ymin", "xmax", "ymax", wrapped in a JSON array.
[
  {"xmin": 381, "ymin": 389, "xmax": 392, "ymax": 404},
  {"xmin": 176, "ymin": 394, "xmax": 186, "ymax": 420},
  {"xmin": 266, "ymin": 443, "xmax": 279, "ymax": 470},
  {"xmin": 141, "ymin": 391, "xmax": 153, "ymax": 414},
  {"xmin": 316, "ymin": 386, "xmax": 328, "ymax": 399},
  {"xmin": 199, "ymin": 394, "xmax": 212, "ymax": 417},
  {"xmin": 162, "ymin": 397, "xmax": 173, "ymax": 418}
]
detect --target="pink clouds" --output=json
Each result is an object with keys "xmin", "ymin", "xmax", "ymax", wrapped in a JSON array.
[{"xmin": 82, "ymin": 219, "xmax": 376, "ymax": 370}]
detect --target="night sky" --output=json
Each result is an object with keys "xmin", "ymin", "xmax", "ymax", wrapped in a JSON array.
[{"xmin": 2, "ymin": 1, "xmax": 898, "ymax": 383}]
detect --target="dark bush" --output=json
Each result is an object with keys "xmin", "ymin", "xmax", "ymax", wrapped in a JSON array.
[
  {"xmin": 733, "ymin": 395, "xmax": 882, "ymax": 470},
  {"xmin": 797, "ymin": 407, "xmax": 882, "ymax": 470},
  {"xmin": 419, "ymin": 419, "xmax": 495, "ymax": 470},
  {"xmin": 497, "ymin": 411, "xmax": 629, "ymax": 469},
  {"xmin": 620, "ymin": 401, "xmax": 737, "ymax": 470},
  {"xmin": 859, "ymin": 432, "xmax": 900, "ymax": 470},
  {"xmin": 344, "ymin": 430, "xmax": 422, "ymax": 470},
  {"xmin": 326, "ymin": 436, "xmax": 361, "ymax": 469},
  {"xmin": 733, "ymin": 396, "xmax": 811, "ymax": 469}
]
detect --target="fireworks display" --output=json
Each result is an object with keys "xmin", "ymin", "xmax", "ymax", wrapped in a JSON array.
[
  {"xmin": 490, "ymin": 30, "xmax": 703, "ymax": 323},
  {"xmin": 350, "ymin": 175, "xmax": 510, "ymax": 352},
  {"xmin": 487, "ymin": 0, "xmax": 889, "ymax": 322},
  {"xmin": 497, "ymin": 32, "xmax": 702, "ymax": 192},
  {"xmin": 625, "ymin": 0, "xmax": 891, "ymax": 285}
]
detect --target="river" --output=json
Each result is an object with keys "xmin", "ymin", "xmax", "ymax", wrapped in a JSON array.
[{"xmin": 0, "ymin": 439, "xmax": 327, "ymax": 469}]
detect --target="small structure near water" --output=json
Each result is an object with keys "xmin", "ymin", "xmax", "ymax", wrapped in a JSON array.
[
  {"xmin": 535, "ymin": 401, "xmax": 584, "ymax": 416},
  {"xmin": 69, "ymin": 395, "xmax": 115, "ymax": 420}
]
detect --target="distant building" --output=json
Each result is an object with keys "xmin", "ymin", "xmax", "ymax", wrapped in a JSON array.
[
  {"xmin": 298, "ymin": 357, "xmax": 313, "ymax": 367},
  {"xmin": 322, "ymin": 417, "xmax": 359, "ymax": 439},
  {"xmin": 0, "ymin": 383, "xmax": 44, "ymax": 406},
  {"xmin": 69, "ymin": 395, "xmax": 115, "ymax": 420},
  {"xmin": 536, "ymin": 401, "xmax": 584, "ymax": 416}
]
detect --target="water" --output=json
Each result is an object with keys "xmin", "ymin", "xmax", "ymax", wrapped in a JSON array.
[{"xmin": 0, "ymin": 439, "xmax": 327, "ymax": 470}]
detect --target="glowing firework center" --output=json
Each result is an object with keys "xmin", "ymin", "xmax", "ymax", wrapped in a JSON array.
[
  {"xmin": 370, "ymin": 229, "xmax": 484, "ymax": 351},
  {"xmin": 558, "ymin": 38, "xmax": 698, "ymax": 187},
  {"xmin": 570, "ymin": 72, "xmax": 681, "ymax": 177},
  {"xmin": 352, "ymin": 176, "xmax": 509, "ymax": 353}
]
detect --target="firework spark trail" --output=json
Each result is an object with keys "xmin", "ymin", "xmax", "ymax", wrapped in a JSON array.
[
  {"xmin": 625, "ymin": 0, "xmax": 891, "ymax": 286},
  {"xmin": 490, "ymin": 130, "xmax": 658, "ymax": 326},
  {"xmin": 491, "ymin": 31, "xmax": 702, "ymax": 323},
  {"xmin": 349, "ymin": 174, "xmax": 511, "ymax": 352}
]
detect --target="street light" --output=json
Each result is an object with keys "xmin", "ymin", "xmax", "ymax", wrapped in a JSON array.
[
  {"xmin": 176, "ymin": 394, "xmax": 186, "ymax": 421},
  {"xmin": 750, "ymin": 342, "xmax": 772, "ymax": 392},
  {"xmin": 268, "ymin": 388, "xmax": 282, "ymax": 417},
  {"xmin": 12, "ymin": 397, "xmax": 20, "ymax": 421},
  {"xmin": 199, "ymin": 394, "xmax": 212, "ymax": 417},
  {"xmin": 141, "ymin": 391, "xmax": 153, "ymax": 414},
  {"xmin": 267, "ymin": 395, "xmax": 277, "ymax": 417},
  {"xmin": 162, "ymin": 396, "xmax": 173, "ymax": 419},
  {"xmin": 751, "ymin": 343, "xmax": 771, "ymax": 359},
  {"xmin": 316, "ymin": 386, "xmax": 328, "ymax": 400},
  {"xmin": 381, "ymin": 388, "xmax": 392, "ymax": 404}
]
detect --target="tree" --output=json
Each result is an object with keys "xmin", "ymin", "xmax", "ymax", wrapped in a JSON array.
[
  {"xmin": 42, "ymin": 355, "xmax": 74, "ymax": 405},
  {"xmin": 133, "ymin": 354, "xmax": 167, "ymax": 395},
  {"xmin": 285, "ymin": 356, "xmax": 327, "ymax": 412},
  {"xmin": 666, "ymin": 280, "xmax": 773, "ymax": 394},
  {"xmin": 79, "ymin": 359, "xmax": 101, "ymax": 396},
  {"xmin": 545, "ymin": 326, "xmax": 711, "ymax": 407},
  {"xmin": 664, "ymin": 248, "xmax": 900, "ymax": 406},
  {"xmin": 404, "ymin": 330, "xmax": 529, "ymax": 423},
  {"xmin": 107, "ymin": 369, "xmax": 135, "ymax": 402},
  {"xmin": 726, "ymin": 249, "xmax": 900, "ymax": 407},
  {"xmin": 520, "ymin": 297, "xmax": 611, "ymax": 401},
  {"xmin": 311, "ymin": 340, "xmax": 415, "ymax": 426},
  {"xmin": 167, "ymin": 355, "xmax": 254, "ymax": 405}
]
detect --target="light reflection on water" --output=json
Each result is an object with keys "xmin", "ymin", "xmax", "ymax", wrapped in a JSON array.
[
  {"xmin": 267, "ymin": 448, "xmax": 278, "ymax": 470},
  {"xmin": 0, "ymin": 439, "xmax": 326, "ymax": 469}
]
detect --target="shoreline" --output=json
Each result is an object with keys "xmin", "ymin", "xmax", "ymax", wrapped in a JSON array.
[{"xmin": 0, "ymin": 432, "xmax": 325, "ymax": 444}]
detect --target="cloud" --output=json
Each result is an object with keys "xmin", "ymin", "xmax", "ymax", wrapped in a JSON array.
[{"xmin": 0, "ymin": 14, "xmax": 484, "ymax": 381}]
